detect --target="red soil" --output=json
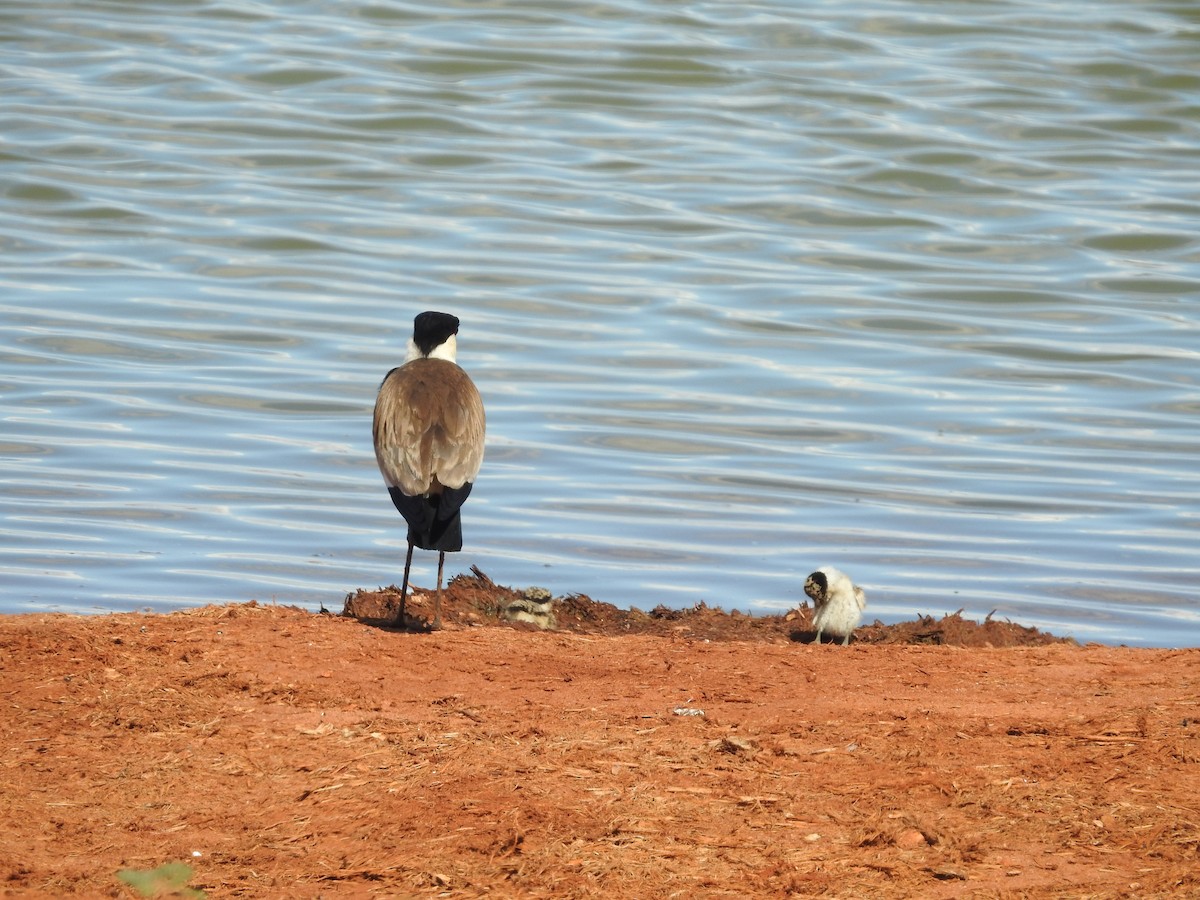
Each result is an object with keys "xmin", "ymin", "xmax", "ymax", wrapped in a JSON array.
[{"xmin": 2, "ymin": 570, "xmax": 1196, "ymax": 898}]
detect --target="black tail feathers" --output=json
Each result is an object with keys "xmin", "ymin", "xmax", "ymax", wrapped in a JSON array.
[{"xmin": 388, "ymin": 483, "xmax": 473, "ymax": 552}]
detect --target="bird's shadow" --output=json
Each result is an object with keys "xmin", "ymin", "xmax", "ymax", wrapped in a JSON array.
[
  {"xmin": 788, "ymin": 630, "xmax": 856, "ymax": 645},
  {"xmin": 337, "ymin": 588, "xmax": 443, "ymax": 634},
  {"xmin": 348, "ymin": 613, "xmax": 438, "ymax": 635}
]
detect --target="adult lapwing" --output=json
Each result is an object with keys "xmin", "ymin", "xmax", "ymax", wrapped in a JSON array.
[
  {"xmin": 805, "ymin": 566, "xmax": 866, "ymax": 645},
  {"xmin": 373, "ymin": 311, "xmax": 485, "ymax": 629}
]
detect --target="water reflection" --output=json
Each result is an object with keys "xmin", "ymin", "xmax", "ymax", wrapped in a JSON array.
[{"xmin": 1, "ymin": 0, "xmax": 1198, "ymax": 646}]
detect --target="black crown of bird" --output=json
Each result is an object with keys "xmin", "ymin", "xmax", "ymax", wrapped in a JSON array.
[{"xmin": 373, "ymin": 310, "xmax": 486, "ymax": 629}]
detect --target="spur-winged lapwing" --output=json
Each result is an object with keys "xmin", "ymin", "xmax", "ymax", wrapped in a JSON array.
[
  {"xmin": 805, "ymin": 566, "xmax": 866, "ymax": 645},
  {"xmin": 373, "ymin": 311, "xmax": 485, "ymax": 628}
]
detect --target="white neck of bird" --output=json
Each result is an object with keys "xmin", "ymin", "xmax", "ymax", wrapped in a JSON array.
[{"xmin": 403, "ymin": 334, "xmax": 457, "ymax": 364}]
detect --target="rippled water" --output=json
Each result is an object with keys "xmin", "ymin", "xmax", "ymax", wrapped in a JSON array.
[{"xmin": 2, "ymin": 0, "xmax": 1199, "ymax": 646}]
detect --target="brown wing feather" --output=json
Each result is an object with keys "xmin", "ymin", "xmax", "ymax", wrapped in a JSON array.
[{"xmin": 373, "ymin": 358, "xmax": 485, "ymax": 496}]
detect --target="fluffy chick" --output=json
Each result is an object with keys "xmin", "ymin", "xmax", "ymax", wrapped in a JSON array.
[
  {"xmin": 804, "ymin": 567, "xmax": 866, "ymax": 646},
  {"xmin": 501, "ymin": 587, "xmax": 557, "ymax": 630}
]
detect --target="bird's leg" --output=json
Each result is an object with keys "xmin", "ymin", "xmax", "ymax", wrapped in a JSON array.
[
  {"xmin": 433, "ymin": 551, "xmax": 445, "ymax": 630},
  {"xmin": 397, "ymin": 541, "xmax": 415, "ymax": 627},
  {"xmin": 814, "ymin": 629, "xmax": 823, "ymax": 645},
  {"xmin": 841, "ymin": 633, "xmax": 851, "ymax": 646}
]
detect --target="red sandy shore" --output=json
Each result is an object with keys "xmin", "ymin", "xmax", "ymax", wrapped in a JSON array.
[{"xmin": 1, "ymin": 572, "xmax": 1197, "ymax": 898}]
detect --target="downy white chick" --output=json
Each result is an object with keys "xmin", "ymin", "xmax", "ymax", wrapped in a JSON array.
[{"xmin": 805, "ymin": 566, "xmax": 866, "ymax": 646}]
